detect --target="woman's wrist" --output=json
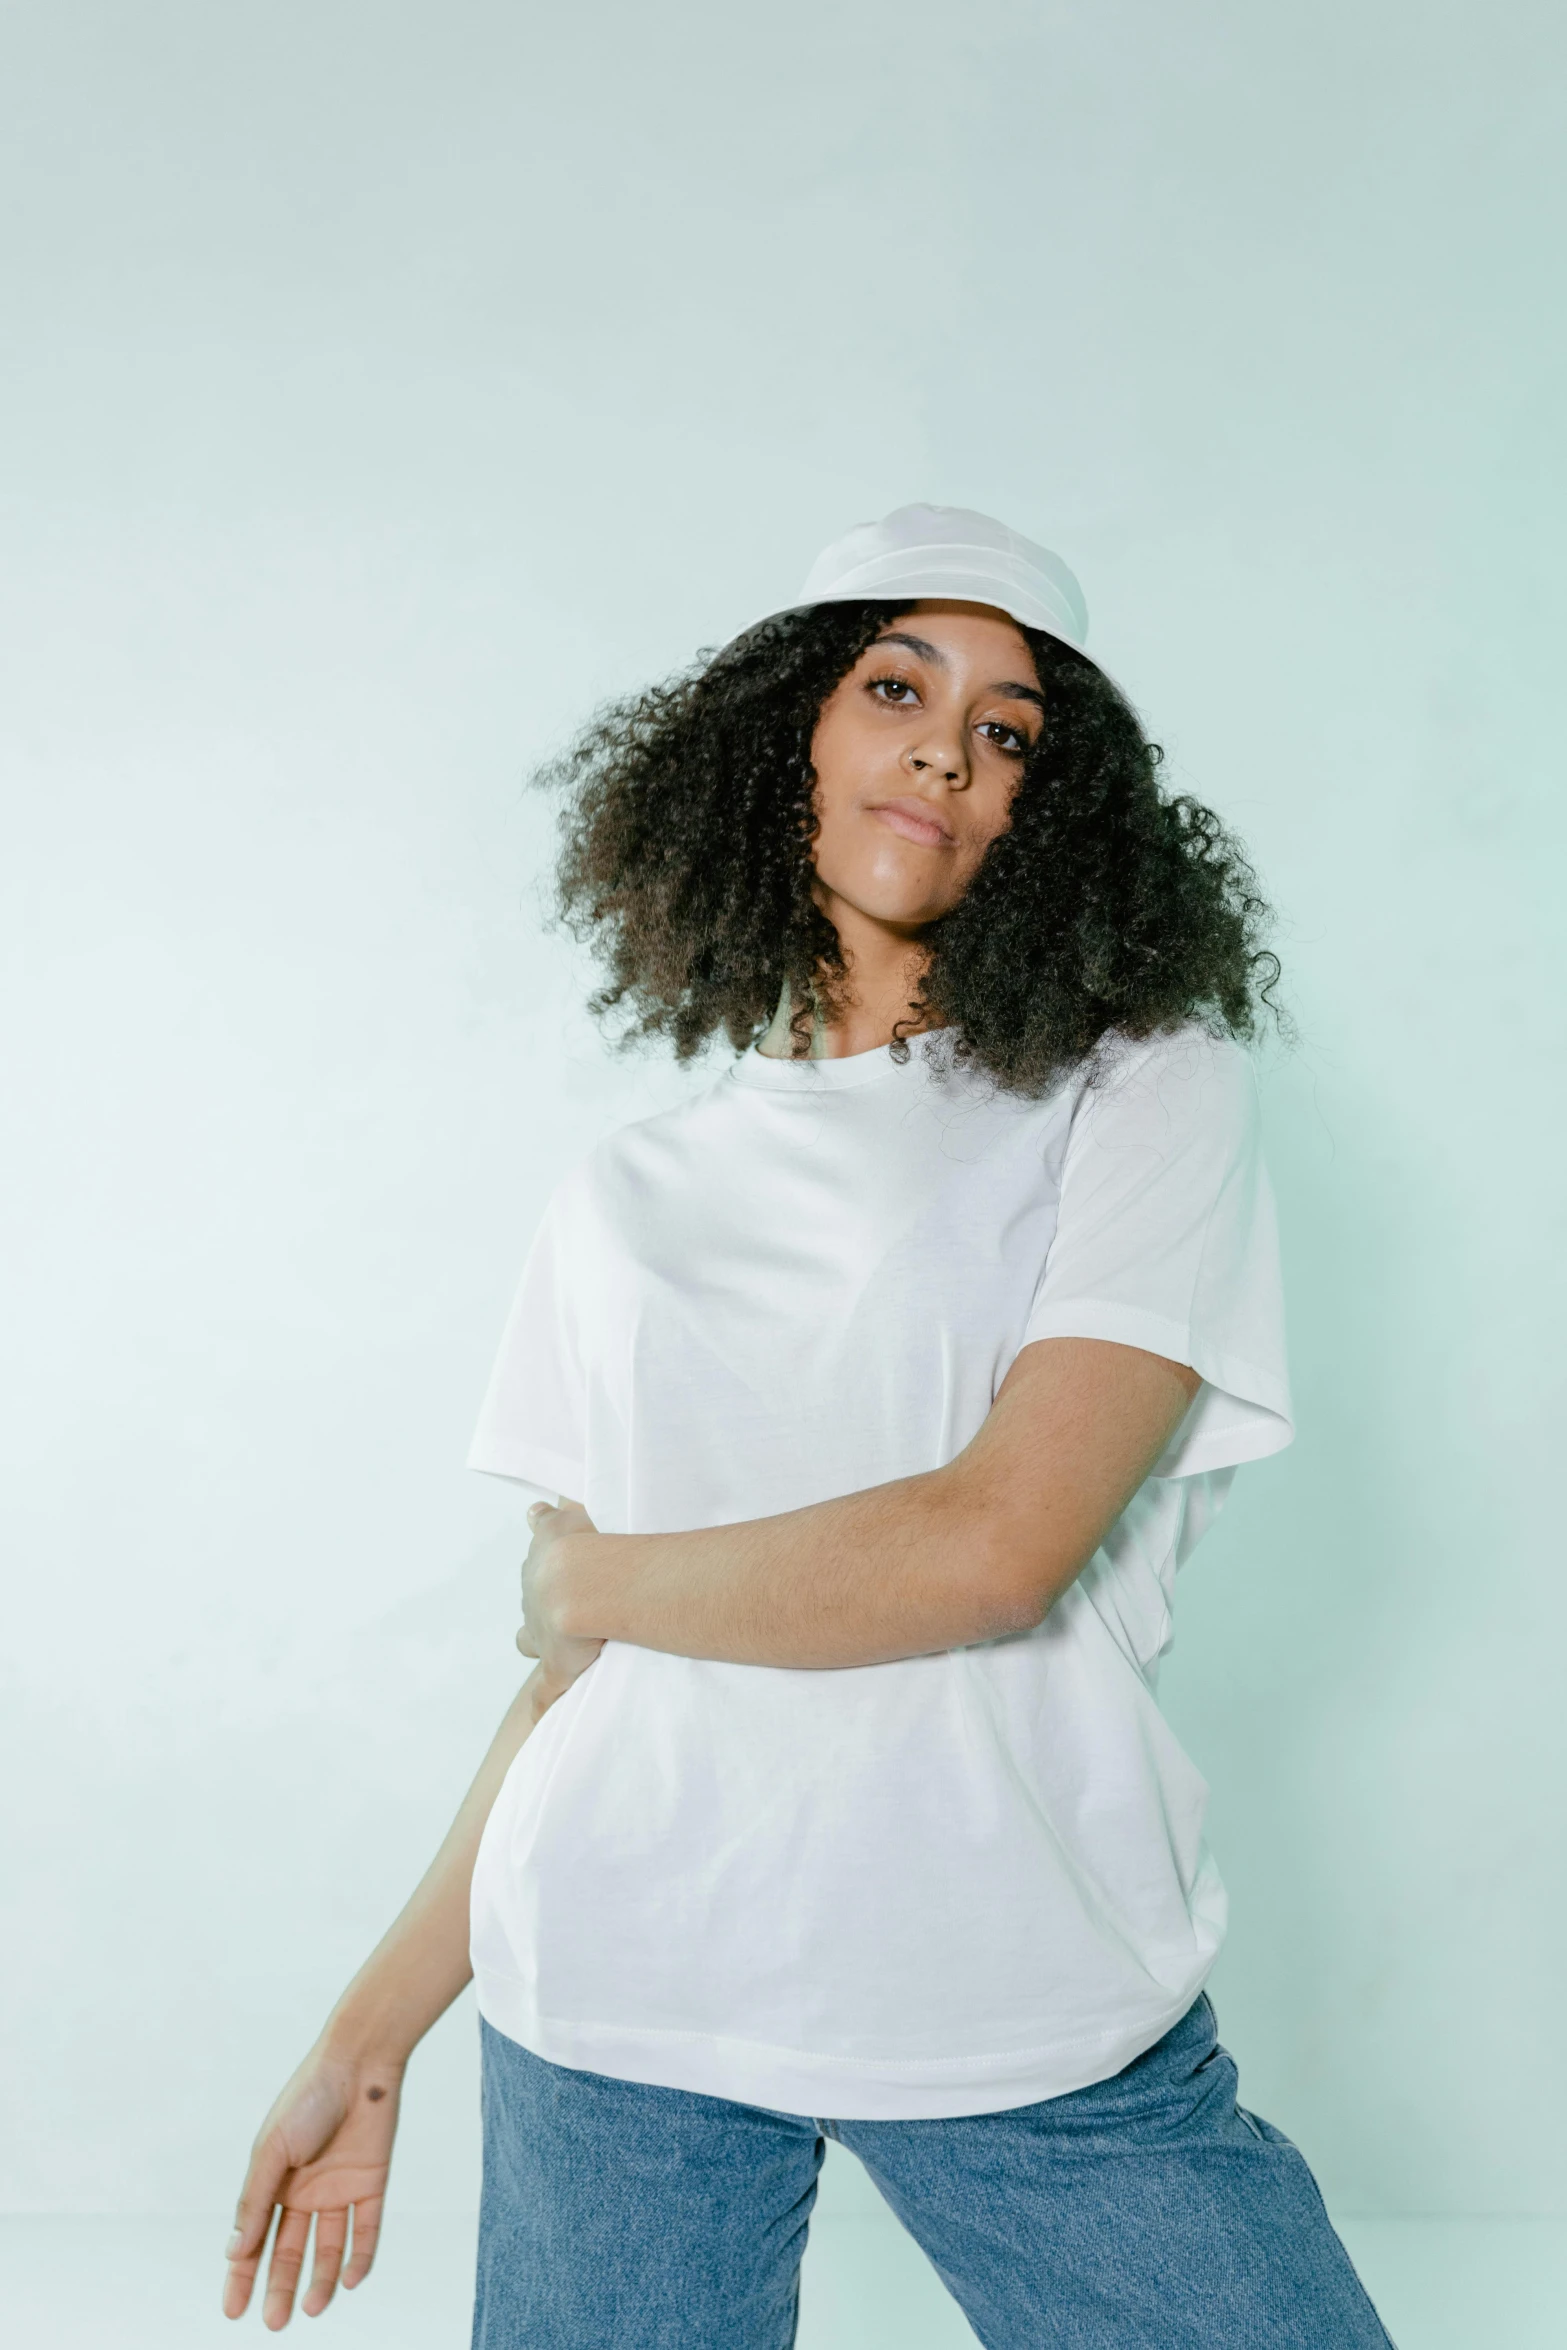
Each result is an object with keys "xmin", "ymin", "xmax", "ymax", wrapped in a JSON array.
[
  {"xmin": 321, "ymin": 1935, "xmax": 471, "ymax": 2072},
  {"xmin": 319, "ymin": 1985, "xmax": 421, "ymax": 2074},
  {"xmin": 551, "ymin": 1527, "xmax": 636, "ymax": 1643}
]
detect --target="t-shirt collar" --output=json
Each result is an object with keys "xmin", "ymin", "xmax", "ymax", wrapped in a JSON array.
[{"xmin": 728, "ymin": 1030, "xmax": 944, "ymax": 1093}]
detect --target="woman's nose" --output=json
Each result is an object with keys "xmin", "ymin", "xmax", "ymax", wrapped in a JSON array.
[{"xmin": 905, "ymin": 740, "xmax": 966, "ymax": 784}]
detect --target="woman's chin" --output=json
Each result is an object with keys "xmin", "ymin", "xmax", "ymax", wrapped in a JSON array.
[{"xmin": 818, "ymin": 872, "xmax": 961, "ymax": 932}]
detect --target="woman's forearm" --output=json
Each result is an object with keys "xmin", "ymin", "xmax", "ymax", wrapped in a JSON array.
[
  {"xmin": 554, "ymin": 1469, "xmax": 1030, "ymax": 1670},
  {"xmin": 320, "ymin": 1672, "xmax": 545, "ymax": 2069},
  {"xmin": 541, "ymin": 1340, "xmax": 1200, "ymax": 1672}
]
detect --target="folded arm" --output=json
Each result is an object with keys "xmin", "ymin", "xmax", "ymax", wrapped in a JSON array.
[{"xmin": 522, "ymin": 1336, "xmax": 1201, "ymax": 1673}]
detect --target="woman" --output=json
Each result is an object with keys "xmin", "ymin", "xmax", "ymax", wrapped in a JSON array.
[{"xmin": 224, "ymin": 506, "xmax": 1392, "ymax": 2346}]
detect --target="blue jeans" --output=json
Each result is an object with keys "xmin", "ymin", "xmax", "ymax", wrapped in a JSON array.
[{"xmin": 472, "ymin": 1997, "xmax": 1393, "ymax": 2348}]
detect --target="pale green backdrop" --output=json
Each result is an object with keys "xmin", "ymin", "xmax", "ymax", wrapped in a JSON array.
[{"xmin": 2, "ymin": 0, "xmax": 1564, "ymax": 2252}]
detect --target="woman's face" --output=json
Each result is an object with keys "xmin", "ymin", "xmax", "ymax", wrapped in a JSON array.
[{"xmin": 807, "ymin": 601, "xmax": 1044, "ymax": 932}]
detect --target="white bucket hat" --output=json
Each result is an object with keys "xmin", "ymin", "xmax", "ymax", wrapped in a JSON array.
[{"xmin": 732, "ymin": 502, "xmax": 1106, "ymax": 676}]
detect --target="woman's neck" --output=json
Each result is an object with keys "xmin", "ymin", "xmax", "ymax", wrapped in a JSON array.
[{"xmin": 758, "ymin": 912, "xmax": 941, "ymax": 1062}]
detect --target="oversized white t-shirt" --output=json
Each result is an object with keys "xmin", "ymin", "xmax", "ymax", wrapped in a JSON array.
[{"xmin": 467, "ymin": 1023, "xmax": 1291, "ymax": 2120}]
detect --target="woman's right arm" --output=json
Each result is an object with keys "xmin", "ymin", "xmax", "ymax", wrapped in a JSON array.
[{"xmin": 223, "ymin": 1612, "xmax": 597, "ymax": 2331}]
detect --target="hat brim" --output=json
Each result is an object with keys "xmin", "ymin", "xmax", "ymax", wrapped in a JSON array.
[{"xmin": 723, "ymin": 573, "xmax": 1125, "ymax": 700}]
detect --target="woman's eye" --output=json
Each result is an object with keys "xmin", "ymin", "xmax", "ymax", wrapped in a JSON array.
[
  {"xmin": 869, "ymin": 676, "xmax": 917, "ymax": 704},
  {"xmin": 981, "ymin": 721, "xmax": 1028, "ymax": 754}
]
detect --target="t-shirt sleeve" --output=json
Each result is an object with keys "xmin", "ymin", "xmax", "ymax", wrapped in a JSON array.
[
  {"xmin": 1020, "ymin": 1029, "xmax": 1293, "ymax": 1479},
  {"xmin": 466, "ymin": 1180, "xmax": 590, "ymax": 1505}
]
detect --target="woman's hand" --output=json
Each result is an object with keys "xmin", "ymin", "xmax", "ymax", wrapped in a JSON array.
[
  {"xmin": 223, "ymin": 2038, "xmax": 404, "ymax": 2328},
  {"xmin": 517, "ymin": 1498, "xmax": 605, "ymax": 1718}
]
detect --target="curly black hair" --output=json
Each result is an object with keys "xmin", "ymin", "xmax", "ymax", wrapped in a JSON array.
[{"xmin": 541, "ymin": 601, "xmax": 1279, "ymax": 1096}]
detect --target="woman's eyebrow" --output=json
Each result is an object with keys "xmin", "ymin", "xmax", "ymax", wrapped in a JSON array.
[
  {"xmin": 874, "ymin": 633, "xmax": 1045, "ymax": 714},
  {"xmin": 875, "ymin": 630, "xmax": 945, "ymax": 663}
]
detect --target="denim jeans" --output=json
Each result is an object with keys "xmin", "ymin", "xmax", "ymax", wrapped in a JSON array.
[{"xmin": 472, "ymin": 1996, "xmax": 1394, "ymax": 2348}]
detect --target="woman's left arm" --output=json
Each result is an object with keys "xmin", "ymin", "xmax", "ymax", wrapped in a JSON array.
[{"xmin": 520, "ymin": 1337, "xmax": 1200, "ymax": 1674}]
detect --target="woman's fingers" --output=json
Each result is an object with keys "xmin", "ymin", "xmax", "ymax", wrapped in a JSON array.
[
  {"xmin": 301, "ymin": 2205, "xmax": 349, "ymax": 2316},
  {"xmin": 515, "ymin": 1622, "xmax": 539, "ymax": 1657},
  {"xmin": 262, "ymin": 2205, "xmax": 313, "ymax": 2330},
  {"xmin": 230, "ymin": 2134, "xmax": 288, "ymax": 2258},
  {"xmin": 222, "ymin": 2129, "xmax": 291, "ymax": 2316},
  {"xmin": 222, "ymin": 2224, "xmax": 267, "ymax": 2319},
  {"xmin": 342, "ymin": 2193, "xmax": 385, "ymax": 2289}
]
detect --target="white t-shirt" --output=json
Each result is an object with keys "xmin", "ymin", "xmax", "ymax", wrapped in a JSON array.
[{"xmin": 467, "ymin": 1023, "xmax": 1291, "ymax": 2120}]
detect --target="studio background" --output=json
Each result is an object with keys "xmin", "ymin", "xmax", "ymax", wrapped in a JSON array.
[{"xmin": 3, "ymin": 0, "xmax": 1564, "ymax": 2258}]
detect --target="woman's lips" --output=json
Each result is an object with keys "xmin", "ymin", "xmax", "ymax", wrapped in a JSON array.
[{"xmin": 867, "ymin": 798, "xmax": 955, "ymax": 847}]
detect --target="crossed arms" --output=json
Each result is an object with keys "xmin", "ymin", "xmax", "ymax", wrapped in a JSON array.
[{"xmin": 519, "ymin": 1335, "xmax": 1202, "ymax": 1694}]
